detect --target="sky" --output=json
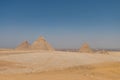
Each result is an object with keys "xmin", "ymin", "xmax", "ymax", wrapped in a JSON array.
[{"xmin": 0, "ymin": 0, "xmax": 120, "ymax": 49}]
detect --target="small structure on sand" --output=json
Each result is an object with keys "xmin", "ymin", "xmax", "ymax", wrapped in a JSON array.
[{"xmin": 96, "ymin": 50, "xmax": 109, "ymax": 54}]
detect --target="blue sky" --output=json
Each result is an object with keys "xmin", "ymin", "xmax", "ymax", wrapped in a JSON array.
[{"xmin": 0, "ymin": 0, "xmax": 120, "ymax": 49}]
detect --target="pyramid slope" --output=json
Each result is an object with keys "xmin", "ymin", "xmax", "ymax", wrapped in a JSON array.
[
  {"xmin": 79, "ymin": 43, "xmax": 93, "ymax": 53},
  {"xmin": 16, "ymin": 41, "xmax": 30, "ymax": 50},
  {"xmin": 31, "ymin": 36, "xmax": 54, "ymax": 51}
]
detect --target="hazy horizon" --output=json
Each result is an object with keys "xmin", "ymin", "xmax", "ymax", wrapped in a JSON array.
[{"xmin": 0, "ymin": 0, "xmax": 120, "ymax": 49}]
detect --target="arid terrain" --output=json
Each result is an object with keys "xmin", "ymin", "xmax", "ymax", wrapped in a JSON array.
[
  {"xmin": 0, "ymin": 50, "xmax": 120, "ymax": 80},
  {"xmin": 1, "ymin": 0, "xmax": 120, "ymax": 79}
]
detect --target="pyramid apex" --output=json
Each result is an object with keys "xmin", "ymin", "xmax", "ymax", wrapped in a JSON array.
[
  {"xmin": 24, "ymin": 40, "xmax": 29, "ymax": 43},
  {"xmin": 82, "ymin": 42, "xmax": 89, "ymax": 47},
  {"xmin": 37, "ymin": 36, "xmax": 45, "ymax": 40}
]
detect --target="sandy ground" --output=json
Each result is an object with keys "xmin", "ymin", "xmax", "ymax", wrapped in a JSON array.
[
  {"xmin": 0, "ymin": 62, "xmax": 120, "ymax": 80},
  {"xmin": 0, "ymin": 50, "xmax": 120, "ymax": 80}
]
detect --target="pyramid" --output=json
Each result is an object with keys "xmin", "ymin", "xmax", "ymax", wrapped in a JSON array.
[
  {"xmin": 79, "ymin": 43, "xmax": 93, "ymax": 53},
  {"xmin": 16, "ymin": 41, "xmax": 30, "ymax": 50},
  {"xmin": 31, "ymin": 36, "xmax": 54, "ymax": 51}
]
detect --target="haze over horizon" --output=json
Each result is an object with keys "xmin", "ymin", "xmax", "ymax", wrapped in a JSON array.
[{"xmin": 0, "ymin": 0, "xmax": 120, "ymax": 49}]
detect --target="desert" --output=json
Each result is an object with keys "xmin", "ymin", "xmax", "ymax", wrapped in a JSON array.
[
  {"xmin": 0, "ymin": 36, "xmax": 120, "ymax": 80},
  {"xmin": 0, "ymin": 50, "xmax": 120, "ymax": 80},
  {"xmin": 1, "ymin": 0, "xmax": 120, "ymax": 80}
]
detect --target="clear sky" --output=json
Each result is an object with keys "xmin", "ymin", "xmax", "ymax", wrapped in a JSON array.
[{"xmin": 0, "ymin": 0, "xmax": 120, "ymax": 49}]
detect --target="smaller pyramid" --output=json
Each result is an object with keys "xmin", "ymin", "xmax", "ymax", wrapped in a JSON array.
[
  {"xmin": 16, "ymin": 41, "xmax": 30, "ymax": 50},
  {"xmin": 79, "ymin": 43, "xmax": 93, "ymax": 53},
  {"xmin": 31, "ymin": 36, "xmax": 54, "ymax": 51}
]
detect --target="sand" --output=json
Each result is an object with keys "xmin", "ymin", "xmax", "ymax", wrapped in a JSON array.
[
  {"xmin": 0, "ymin": 50, "xmax": 120, "ymax": 80},
  {"xmin": 0, "ymin": 62, "xmax": 120, "ymax": 80}
]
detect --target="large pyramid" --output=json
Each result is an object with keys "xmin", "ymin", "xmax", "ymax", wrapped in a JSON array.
[
  {"xmin": 16, "ymin": 41, "xmax": 30, "ymax": 50},
  {"xmin": 31, "ymin": 36, "xmax": 54, "ymax": 51},
  {"xmin": 79, "ymin": 43, "xmax": 93, "ymax": 53}
]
